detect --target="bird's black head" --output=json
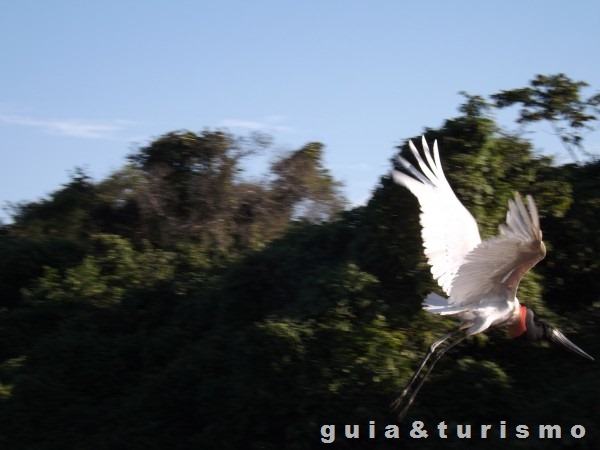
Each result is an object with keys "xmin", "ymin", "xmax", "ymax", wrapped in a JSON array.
[{"xmin": 513, "ymin": 307, "xmax": 594, "ymax": 361}]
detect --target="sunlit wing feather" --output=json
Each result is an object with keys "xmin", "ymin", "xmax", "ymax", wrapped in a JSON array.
[
  {"xmin": 449, "ymin": 193, "xmax": 546, "ymax": 305},
  {"xmin": 392, "ymin": 137, "xmax": 481, "ymax": 295}
]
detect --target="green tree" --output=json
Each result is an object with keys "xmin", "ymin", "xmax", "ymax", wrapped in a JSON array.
[
  {"xmin": 492, "ymin": 73, "xmax": 600, "ymax": 161},
  {"xmin": 536, "ymin": 160, "xmax": 600, "ymax": 310},
  {"xmin": 0, "ymin": 80, "xmax": 598, "ymax": 450},
  {"xmin": 7, "ymin": 168, "xmax": 97, "ymax": 241},
  {"xmin": 127, "ymin": 130, "xmax": 345, "ymax": 252},
  {"xmin": 270, "ymin": 142, "xmax": 346, "ymax": 223},
  {"xmin": 128, "ymin": 130, "xmax": 249, "ymax": 247}
]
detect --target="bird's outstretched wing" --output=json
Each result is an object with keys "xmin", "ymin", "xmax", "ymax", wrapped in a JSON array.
[
  {"xmin": 392, "ymin": 137, "xmax": 481, "ymax": 295},
  {"xmin": 449, "ymin": 193, "xmax": 546, "ymax": 305}
]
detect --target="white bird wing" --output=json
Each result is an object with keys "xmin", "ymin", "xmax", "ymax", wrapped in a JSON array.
[
  {"xmin": 392, "ymin": 137, "xmax": 481, "ymax": 295},
  {"xmin": 449, "ymin": 193, "xmax": 546, "ymax": 305}
]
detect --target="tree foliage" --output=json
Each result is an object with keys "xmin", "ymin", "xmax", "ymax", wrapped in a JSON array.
[
  {"xmin": 0, "ymin": 75, "xmax": 598, "ymax": 449},
  {"xmin": 492, "ymin": 73, "xmax": 600, "ymax": 161}
]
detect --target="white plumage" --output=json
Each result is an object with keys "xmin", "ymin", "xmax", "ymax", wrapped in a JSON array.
[
  {"xmin": 392, "ymin": 137, "xmax": 546, "ymax": 336},
  {"xmin": 391, "ymin": 139, "xmax": 592, "ymax": 421}
]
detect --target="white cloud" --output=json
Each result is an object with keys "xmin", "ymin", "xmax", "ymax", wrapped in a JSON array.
[
  {"xmin": 0, "ymin": 114, "xmax": 134, "ymax": 139},
  {"xmin": 220, "ymin": 119, "xmax": 265, "ymax": 130},
  {"xmin": 219, "ymin": 116, "xmax": 293, "ymax": 133}
]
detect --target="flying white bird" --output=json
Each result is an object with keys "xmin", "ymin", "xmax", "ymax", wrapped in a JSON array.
[{"xmin": 390, "ymin": 137, "xmax": 594, "ymax": 421}]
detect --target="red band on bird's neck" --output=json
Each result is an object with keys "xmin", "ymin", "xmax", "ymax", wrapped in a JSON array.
[{"xmin": 509, "ymin": 305, "xmax": 528, "ymax": 338}]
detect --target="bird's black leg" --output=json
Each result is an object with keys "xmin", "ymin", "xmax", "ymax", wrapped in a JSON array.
[
  {"xmin": 391, "ymin": 329, "xmax": 467, "ymax": 421},
  {"xmin": 390, "ymin": 330, "xmax": 457, "ymax": 411}
]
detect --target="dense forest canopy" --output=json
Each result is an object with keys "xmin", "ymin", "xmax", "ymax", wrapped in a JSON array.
[{"xmin": 0, "ymin": 74, "xmax": 598, "ymax": 449}]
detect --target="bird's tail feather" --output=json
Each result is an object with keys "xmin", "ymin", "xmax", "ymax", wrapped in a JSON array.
[{"xmin": 422, "ymin": 292, "xmax": 468, "ymax": 315}]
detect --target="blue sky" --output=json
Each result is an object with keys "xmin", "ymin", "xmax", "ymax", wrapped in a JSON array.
[{"xmin": 1, "ymin": 0, "xmax": 599, "ymax": 222}]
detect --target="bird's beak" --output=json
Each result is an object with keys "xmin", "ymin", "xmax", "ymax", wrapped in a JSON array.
[{"xmin": 549, "ymin": 328, "xmax": 595, "ymax": 361}]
